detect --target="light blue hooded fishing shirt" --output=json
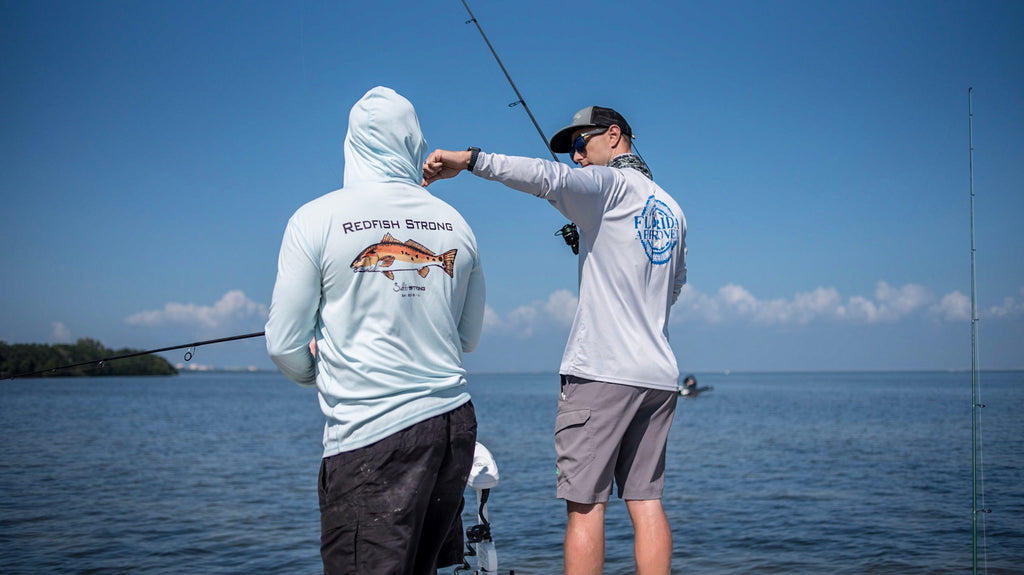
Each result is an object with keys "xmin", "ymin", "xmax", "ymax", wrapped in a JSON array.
[{"xmin": 266, "ymin": 87, "xmax": 485, "ymax": 457}]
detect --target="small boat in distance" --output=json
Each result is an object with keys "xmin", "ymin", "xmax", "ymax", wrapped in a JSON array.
[{"xmin": 679, "ymin": 374, "xmax": 713, "ymax": 398}]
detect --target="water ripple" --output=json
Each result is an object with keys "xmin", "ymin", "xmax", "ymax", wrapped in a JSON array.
[{"xmin": 2, "ymin": 371, "xmax": 1022, "ymax": 574}]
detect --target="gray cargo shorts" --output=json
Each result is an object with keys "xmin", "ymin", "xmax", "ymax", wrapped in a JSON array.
[{"xmin": 555, "ymin": 376, "xmax": 677, "ymax": 504}]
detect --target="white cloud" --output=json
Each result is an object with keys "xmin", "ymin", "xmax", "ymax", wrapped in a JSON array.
[
  {"xmin": 931, "ymin": 290, "xmax": 971, "ymax": 322},
  {"xmin": 673, "ymin": 281, "xmax": 1007, "ymax": 327},
  {"xmin": 483, "ymin": 289, "xmax": 578, "ymax": 338},
  {"xmin": 877, "ymin": 282, "xmax": 933, "ymax": 318},
  {"xmin": 987, "ymin": 292, "xmax": 1024, "ymax": 318},
  {"xmin": 482, "ymin": 306, "xmax": 504, "ymax": 332},
  {"xmin": 489, "ymin": 282, "xmax": 1024, "ymax": 333},
  {"xmin": 673, "ymin": 284, "xmax": 718, "ymax": 321},
  {"xmin": 49, "ymin": 321, "xmax": 72, "ymax": 342},
  {"xmin": 544, "ymin": 289, "xmax": 579, "ymax": 326},
  {"xmin": 674, "ymin": 284, "xmax": 847, "ymax": 325},
  {"xmin": 125, "ymin": 290, "xmax": 268, "ymax": 330},
  {"xmin": 926, "ymin": 287, "xmax": 1024, "ymax": 322},
  {"xmin": 505, "ymin": 304, "xmax": 539, "ymax": 337},
  {"xmin": 834, "ymin": 282, "xmax": 933, "ymax": 323}
]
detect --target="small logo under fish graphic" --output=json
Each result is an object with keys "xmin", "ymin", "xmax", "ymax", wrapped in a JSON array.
[{"xmin": 350, "ymin": 233, "xmax": 456, "ymax": 280}]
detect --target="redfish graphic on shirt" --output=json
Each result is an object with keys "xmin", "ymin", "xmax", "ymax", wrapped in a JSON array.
[{"xmin": 350, "ymin": 234, "xmax": 456, "ymax": 280}]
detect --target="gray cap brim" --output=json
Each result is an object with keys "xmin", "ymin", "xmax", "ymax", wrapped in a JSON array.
[
  {"xmin": 549, "ymin": 106, "xmax": 599, "ymax": 154},
  {"xmin": 549, "ymin": 105, "xmax": 631, "ymax": 154}
]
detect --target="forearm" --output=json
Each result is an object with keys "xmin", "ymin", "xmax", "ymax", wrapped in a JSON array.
[
  {"xmin": 474, "ymin": 152, "xmax": 611, "ymax": 230},
  {"xmin": 472, "ymin": 152, "xmax": 574, "ymax": 198}
]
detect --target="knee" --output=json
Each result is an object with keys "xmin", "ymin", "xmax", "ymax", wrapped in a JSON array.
[{"xmin": 567, "ymin": 500, "xmax": 606, "ymax": 519}]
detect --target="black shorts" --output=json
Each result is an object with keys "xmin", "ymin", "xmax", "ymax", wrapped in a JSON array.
[{"xmin": 318, "ymin": 401, "xmax": 477, "ymax": 575}]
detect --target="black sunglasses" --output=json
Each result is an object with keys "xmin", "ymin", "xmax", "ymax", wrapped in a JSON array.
[{"xmin": 571, "ymin": 128, "xmax": 608, "ymax": 156}]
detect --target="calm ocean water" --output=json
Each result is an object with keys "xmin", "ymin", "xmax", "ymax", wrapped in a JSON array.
[{"xmin": 1, "ymin": 370, "xmax": 1021, "ymax": 574}]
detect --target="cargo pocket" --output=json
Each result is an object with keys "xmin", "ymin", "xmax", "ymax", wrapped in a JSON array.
[{"xmin": 554, "ymin": 409, "xmax": 594, "ymax": 473}]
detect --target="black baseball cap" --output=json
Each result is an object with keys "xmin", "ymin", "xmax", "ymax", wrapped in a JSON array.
[{"xmin": 549, "ymin": 105, "xmax": 633, "ymax": 154}]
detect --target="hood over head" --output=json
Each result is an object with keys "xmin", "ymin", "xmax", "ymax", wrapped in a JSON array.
[{"xmin": 343, "ymin": 86, "xmax": 427, "ymax": 186}]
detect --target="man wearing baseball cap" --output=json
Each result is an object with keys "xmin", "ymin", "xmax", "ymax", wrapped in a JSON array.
[{"xmin": 424, "ymin": 105, "xmax": 686, "ymax": 575}]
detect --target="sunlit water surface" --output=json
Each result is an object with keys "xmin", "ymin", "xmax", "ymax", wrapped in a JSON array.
[{"xmin": 1, "ymin": 371, "xmax": 1021, "ymax": 574}]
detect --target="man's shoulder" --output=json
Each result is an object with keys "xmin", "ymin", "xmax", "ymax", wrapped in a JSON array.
[{"xmin": 290, "ymin": 187, "xmax": 344, "ymax": 216}]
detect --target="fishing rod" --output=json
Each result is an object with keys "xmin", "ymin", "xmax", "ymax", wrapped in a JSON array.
[
  {"xmin": 460, "ymin": 0, "xmax": 580, "ymax": 255},
  {"xmin": 968, "ymin": 86, "xmax": 990, "ymax": 575},
  {"xmin": 5, "ymin": 331, "xmax": 266, "ymax": 380},
  {"xmin": 461, "ymin": 0, "xmax": 557, "ymax": 163}
]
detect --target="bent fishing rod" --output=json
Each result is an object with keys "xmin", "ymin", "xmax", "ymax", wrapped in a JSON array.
[
  {"xmin": 461, "ymin": 0, "xmax": 557, "ymax": 163},
  {"xmin": 460, "ymin": 0, "xmax": 580, "ymax": 254},
  {"xmin": 5, "ymin": 331, "xmax": 266, "ymax": 379}
]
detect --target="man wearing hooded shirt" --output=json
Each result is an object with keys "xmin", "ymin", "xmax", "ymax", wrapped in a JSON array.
[
  {"xmin": 423, "ymin": 106, "xmax": 686, "ymax": 575},
  {"xmin": 266, "ymin": 86, "xmax": 485, "ymax": 575}
]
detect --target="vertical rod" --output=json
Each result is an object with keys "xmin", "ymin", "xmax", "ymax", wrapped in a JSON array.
[
  {"xmin": 968, "ymin": 86, "xmax": 978, "ymax": 575},
  {"xmin": 460, "ymin": 0, "xmax": 560, "ymax": 162}
]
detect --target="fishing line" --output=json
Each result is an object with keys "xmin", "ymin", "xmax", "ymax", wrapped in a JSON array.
[
  {"xmin": 5, "ymin": 331, "xmax": 266, "ymax": 380},
  {"xmin": 630, "ymin": 137, "xmax": 652, "ymax": 178}
]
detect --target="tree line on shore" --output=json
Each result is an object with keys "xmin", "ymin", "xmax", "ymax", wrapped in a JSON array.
[{"xmin": 0, "ymin": 338, "xmax": 177, "ymax": 378}]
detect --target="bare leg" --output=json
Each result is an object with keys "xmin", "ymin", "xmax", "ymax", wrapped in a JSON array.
[
  {"xmin": 625, "ymin": 499, "xmax": 672, "ymax": 575},
  {"xmin": 564, "ymin": 501, "xmax": 606, "ymax": 575}
]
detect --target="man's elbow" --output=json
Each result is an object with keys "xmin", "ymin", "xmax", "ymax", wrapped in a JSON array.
[
  {"xmin": 266, "ymin": 339, "xmax": 315, "ymax": 385},
  {"xmin": 266, "ymin": 340, "xmax": 294, "ymax": 366},
  {"xmin": 271, "ymin": 353, "xmax": 316, "ymax": 387}
]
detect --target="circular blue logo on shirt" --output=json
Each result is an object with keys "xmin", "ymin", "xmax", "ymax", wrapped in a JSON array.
[{"xmin": 635, "ymin": 195, "xmax": 678, "ymax": 265}]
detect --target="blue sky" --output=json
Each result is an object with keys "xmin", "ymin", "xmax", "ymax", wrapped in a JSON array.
[{"xmin": 2, "ymin": 1, "xmax": 1022, "ymax": 373}]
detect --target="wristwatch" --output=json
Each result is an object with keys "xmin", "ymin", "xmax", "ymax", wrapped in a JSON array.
[{"xmin": 467, "ymin": 147, "xmax": 481, "ymax": 172}]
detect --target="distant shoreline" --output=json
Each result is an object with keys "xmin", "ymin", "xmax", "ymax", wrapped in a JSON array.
[{"xmin": 1, "ymin": 339, "xmax": 177, "ymax": 378}]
